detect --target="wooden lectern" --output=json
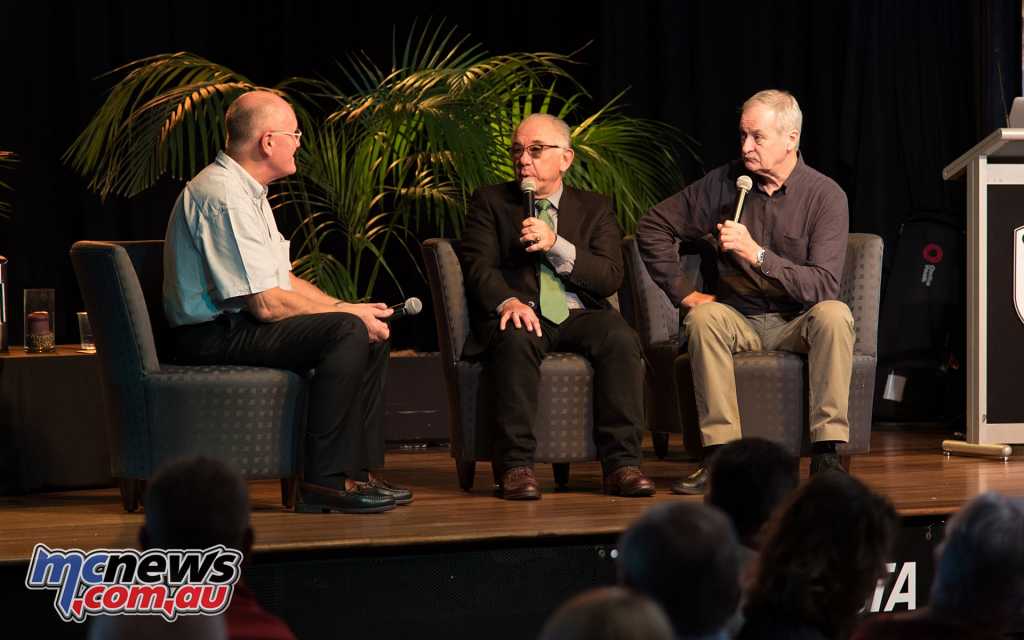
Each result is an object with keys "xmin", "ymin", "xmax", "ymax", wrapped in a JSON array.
[{"xmin": 942, "ymin": 129, "xmax": 1024, "ymax": 458}]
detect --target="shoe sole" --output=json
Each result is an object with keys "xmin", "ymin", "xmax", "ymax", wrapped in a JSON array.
[
  {"xmin": 295, "ymin": 502, "xmax": 397, "ymax": 514},
  {"xmin": 670, "ymin": 485, "xmax": 707, "ymax": 496},
  {"xmin": 494, "ymin": 489, "xmax": 541, "ymax": 500},
  {"xmin": 603, "ymin": 487, "xmax": 656, "ymax": 497}
]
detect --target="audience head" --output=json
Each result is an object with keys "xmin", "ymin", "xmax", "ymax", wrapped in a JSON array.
[
  {"xmin": 746, "ymin": 472, "xmax": 897, "ymax": 637},
  {"xmin": 707, "ymin": 437, "xmax": 799, "ymax": 549},
  {"xmin": 140, "ymin": 457, "xmax": 252, "ymax": 554},
  {"xmin": 224, "ymin": 90, "xmax": 300, "ymax": 184},
  {"xmin": 619, "ymin": 502, "xmax": 741, "ymax": 637},
  {"xmin": 930, "ymin": 491, "xmax": 1024, "ymax": 630},
  {"xmin": 88, "ymin": 613, "xmax": 226, "ymax": 640},
  {"xmin": 538, "ymin": 586, "xmax": 674, "ymax": 640}
]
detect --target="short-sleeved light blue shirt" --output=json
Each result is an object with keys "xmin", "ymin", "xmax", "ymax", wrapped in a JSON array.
[{"xmin": 163, "ymin": 151, "xmax": 292, "ymax": 327}]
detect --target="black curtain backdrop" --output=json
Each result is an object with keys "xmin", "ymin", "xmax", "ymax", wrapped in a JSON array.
[{"xmin": 0, "ymin": 0, "xmax": 1019, "ymax": 351}]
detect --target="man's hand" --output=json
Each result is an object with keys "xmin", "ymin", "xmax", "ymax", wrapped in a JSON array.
[
  {"xmin": 717, "ymin": 220, "xmax": 761, "ymax": 265},
  {"xmin": 498, "ymin": 299, "xmax": 543, "ymax": 337},
  {"xmin": 681, "ymin": 291, "xmax": 716, "ymax": 309},
  {"xmin": 521, "ymin": 217, "xmax": 556, "ymax": 253},
  {"xmin": 336, "ymin": 302, "xmax": 393, "ymax": 343}
]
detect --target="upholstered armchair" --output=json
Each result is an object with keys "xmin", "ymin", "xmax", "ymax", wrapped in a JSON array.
[
  {"xmin": 70, "ymin": 241, "xmax": 306, "ymax": 511},
  {"xmin": 421, "ymin": 238, "xmax": 600, "ymax": 490},
  {"xmin": 619, "ymin": 233, "xmax": 883, "ymax": 459}
]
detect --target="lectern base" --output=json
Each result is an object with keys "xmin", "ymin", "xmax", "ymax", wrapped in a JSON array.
[{"xmin": 941, "ymin": 439, "xmax": 1013, "ymax": 460}]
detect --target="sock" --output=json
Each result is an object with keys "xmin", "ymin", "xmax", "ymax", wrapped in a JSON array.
[
  {"xmin": 811, "ymin": 441, "xmax": 838, "ymax": 455},
  {"xmin": 702, "ymin": 444, "xmax": 723, "ymax": 464}
]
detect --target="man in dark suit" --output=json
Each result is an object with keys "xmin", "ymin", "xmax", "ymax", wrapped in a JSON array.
[{"xmin": 460, "ymin": 113, "xmax": 655, "ymax": 500}]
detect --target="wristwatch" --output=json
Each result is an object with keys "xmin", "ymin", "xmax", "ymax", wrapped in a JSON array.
[{"xmin": 755, "ymin": 247, "xmax": 767, "ymax": 269}]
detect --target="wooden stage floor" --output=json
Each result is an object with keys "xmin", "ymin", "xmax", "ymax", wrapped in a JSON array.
[{"xmin": 3, "ymin": 428, "xmax": 1024, "ymax": 565}]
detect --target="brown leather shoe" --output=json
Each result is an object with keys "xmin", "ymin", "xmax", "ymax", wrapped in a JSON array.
[
  {"xmin": 500, "ymin": 466, "xmax": 541, "ymax": 500},
  {"xmin": 603, "ymin": 466, "xmax": 656, "ymax": 497}
]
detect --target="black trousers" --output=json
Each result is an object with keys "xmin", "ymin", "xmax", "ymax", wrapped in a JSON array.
[
  {"xmin": 171, "ymin": 312, "xmax": 388, "ymax": 487},
  {"xmin": 483, "ymin": 308, "xmax": 645, "ymax": 475}
]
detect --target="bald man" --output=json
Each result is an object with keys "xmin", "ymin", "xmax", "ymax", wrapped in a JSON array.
[
  {"xmin": 163, "ymin": 91, "xmax": 411, "ymax": 514},
  {"xmin": 460, "ymin": 114, "xmax": 655, "ymax": 500}
]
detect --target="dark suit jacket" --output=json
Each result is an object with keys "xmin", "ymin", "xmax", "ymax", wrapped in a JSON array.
[{"xmin": 460, "ymin": 181, "xmax": 624, "ymax": 355}]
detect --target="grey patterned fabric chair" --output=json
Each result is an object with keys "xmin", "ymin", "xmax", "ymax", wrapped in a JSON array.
[
  {"xmin": 619, "ymin": 233, "xmax": 883, "ymax": 459},
  {"xmin": 422, "ymin": 238, "xmax": 599, "ymax": 491},
  {"xmin": 70, "ymin": 241, "xmax": 306, "ymax": 512}
]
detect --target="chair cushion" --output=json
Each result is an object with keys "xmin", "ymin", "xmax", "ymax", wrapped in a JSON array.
[
  {"xmin": 136, "ymin": 364, "xmax": 306, "ymax": 479},
  {"xmin": 673, "ymin": 352, "xmax": 873, "ymax": 455},
  {"xmin": 453, "ymin": 353, "xmax": 599, "ymax": 463}
]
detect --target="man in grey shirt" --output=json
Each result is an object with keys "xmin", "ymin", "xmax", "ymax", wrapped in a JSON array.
[
  {"xmin": 637, "ymin": 89, "xmax": 853, "ymax": 494},
  {"xmin": 164, "ymin": 90, "xmax": 411, "ymax": 513}
]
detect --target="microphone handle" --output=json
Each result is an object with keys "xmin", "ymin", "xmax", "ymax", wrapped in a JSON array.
[
  {"xmin": 526, "ymin": 191, "xmax": 535, "ymax": 220},
  {"xmin": 732, "ymin": 190, "xmax": 749, "ymax": 223}
]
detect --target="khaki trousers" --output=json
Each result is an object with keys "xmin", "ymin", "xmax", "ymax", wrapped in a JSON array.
[{"xmin": 681, "ymin": 300, "xmax": 854, "ymax": 447}]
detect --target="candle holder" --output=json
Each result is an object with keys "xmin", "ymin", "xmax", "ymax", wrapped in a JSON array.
[{"xmin": 24, "ymin": 288, "xmax": 56, "ymax": 353}]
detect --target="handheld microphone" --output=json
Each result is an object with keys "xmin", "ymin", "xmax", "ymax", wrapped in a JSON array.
[
  {"xmin": 388, "ymin": 297, "xmax": 422, "ymax": 321},
  {"xmin": 732, "ymin": 175, "xmax": 753, "ymax": 223},
  {"xmin": 520, "ymin": 177, "xmax": 537, "ymax": 221}
]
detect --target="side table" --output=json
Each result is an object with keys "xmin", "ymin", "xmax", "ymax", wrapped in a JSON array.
[{"xmin": 0, "ymin": 345, "xmax": 112, "ymax": 494}]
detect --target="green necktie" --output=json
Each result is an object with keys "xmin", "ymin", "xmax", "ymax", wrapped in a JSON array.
[{"xmin": 535, "ymin": 199, "xmax": 570, "ymax": 324}]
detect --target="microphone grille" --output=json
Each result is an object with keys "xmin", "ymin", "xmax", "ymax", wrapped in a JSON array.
[
  {"xmin": 736, "ymin": 175, "xmax": 753, "ymax": 192},
  {"xmin": 520, "ymin": 178, "xmax": 537, "ymax": 193},
  {"xmin": 405, "ymin": 297, "xmax": 423, "ymax": 315}
]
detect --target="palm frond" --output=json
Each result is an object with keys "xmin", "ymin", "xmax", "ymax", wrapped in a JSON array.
[
  {"xmin": 66, "ymin": 25, "xmax": 699, "ymax": 303},
  {"xmin": 0, "ymin": 150, "xmax": 16, "ymax": 219},
  {"xmin": 64, "ymin": 52, "xmax": 259, "ymax": 199}
]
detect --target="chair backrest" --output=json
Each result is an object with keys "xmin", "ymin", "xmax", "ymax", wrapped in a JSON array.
[
  {"xmin": 70, "ymin": 241, "xmax": 162, "ymax": 378},
  {"xmin": 71, "ymin": 240, "xmax": 164, "ymax": 474},
  {"xmin": 620, "ymin": 233, "xmax": 884, "ymax": 356},
  {"xmin": 840, "ymin": 233, "xmax": 884, "ymax": 358},
  {"xmin": 422, "ymin": 238, "xmax": 472, "ymax": 367},
  {"xmin": 619, "ymin": 237, "xmax": 698, "ymax": 347}
]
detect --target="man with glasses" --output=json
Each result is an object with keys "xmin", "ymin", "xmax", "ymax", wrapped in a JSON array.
[
  {"xmin": 163, "ymin": 90, "xmax": 411, "ymax": 514},
  {"xmin": 461, "ymin": 113, "xmax": 655, "ymax": 500}
]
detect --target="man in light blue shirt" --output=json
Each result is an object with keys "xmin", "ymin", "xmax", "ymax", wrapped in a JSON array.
[{"xmin": 164, "ymin": 90, "xmax": 411, "ymax": 513}]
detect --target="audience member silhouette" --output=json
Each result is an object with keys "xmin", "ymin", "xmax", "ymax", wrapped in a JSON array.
[
  {"xmin": 88, "ymin": 611, "xmax": 227, "ymax": 640},
  {"xmin": 537, "ymin": 586, "xmax": 674, "ymax": 640},
  {"xmin": 707, "ymin": 438, "xmax": 799, "ymax": 562},
  {"xmin": 852, "ymin": 491, "xmax": 1024, "ymax": 640},
  {"xmin": 619, "ymin": 502, "xmax": 741, "ymax": 639},
  {"xmin": 739, "ymin": 472, "xmax": 897, "ymax": 640},
  {"xmin": 140, "ymin": 457, "xmax": 297, "ymax": 640}
]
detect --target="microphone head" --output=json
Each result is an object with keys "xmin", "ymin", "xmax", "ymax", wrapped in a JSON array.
[
  {"xmin": 736, "ymin": 175, "xmax": 753, "ymax": 193},
  {"xmin": 520, "ymin": 178, "xmax": 537, "ymax": 194},
  {"xmin": 403, "ymin": 297, "xmax": 423, "ymax": 316}
]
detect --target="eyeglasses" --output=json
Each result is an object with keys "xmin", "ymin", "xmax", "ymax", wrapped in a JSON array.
[
  {"xmin": 268, "ymin": 129, "xmax": 302, "ymax": 143},
  {"xmin": 510, "ymin": 143, "xmax": 566, "ymax": 159}
]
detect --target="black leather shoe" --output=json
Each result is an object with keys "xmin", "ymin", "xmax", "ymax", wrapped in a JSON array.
[
  {"xmin": 360, "ymin": 476, "xmax": 413, "ymax": 505},
  {"xmin": 671, "ymin": 465, "xmax": 709, "ymax": 495},
  {"xmin": 810, "ymin": 452, "xmax": 845, "ymax": 476},
  {"xmin": 295, "ymin": 482, "xmax": 396, "ymax": 514}
]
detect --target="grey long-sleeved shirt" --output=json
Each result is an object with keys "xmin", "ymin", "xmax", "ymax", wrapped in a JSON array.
[{"xmin": 637, "ymin": 157, "xmax": 849, "ymax": 316}]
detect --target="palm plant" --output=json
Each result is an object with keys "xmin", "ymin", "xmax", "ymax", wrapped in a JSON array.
[
  {"xmin": 0, "ymin": 150, "xmax": 16, "ymax": 219},
  {"xmin": 66, "ymin": 24, "xmax": 695, "ymax": 301}
]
